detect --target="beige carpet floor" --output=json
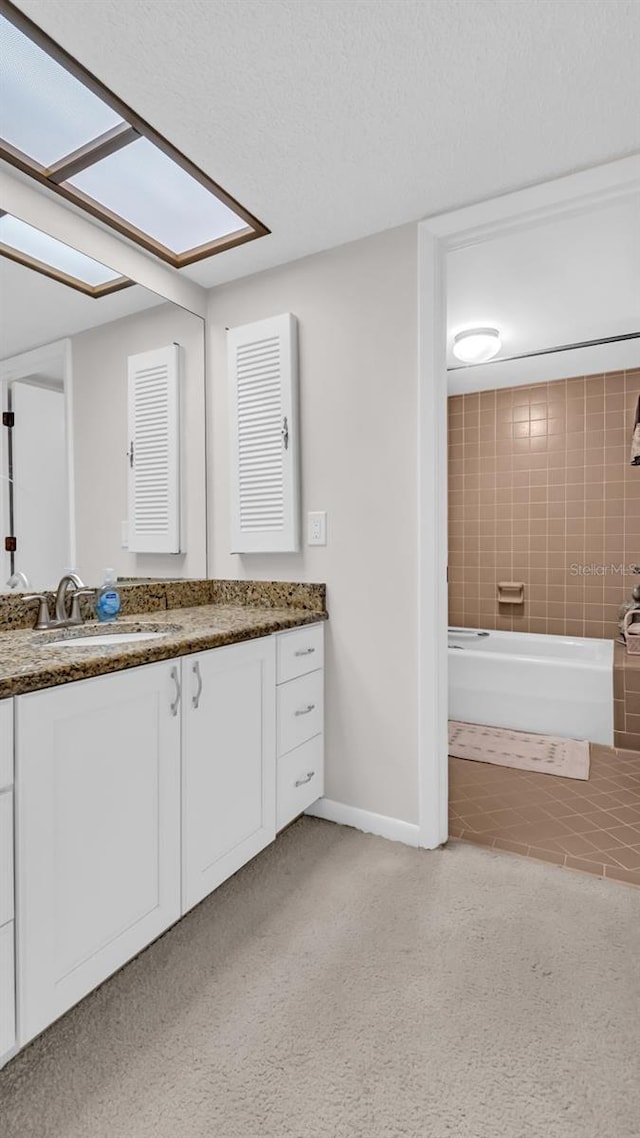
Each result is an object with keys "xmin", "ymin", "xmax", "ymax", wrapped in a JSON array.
[{"xmin": 1, "ymin": 818, "xmax": 639, "ymax": 1138}]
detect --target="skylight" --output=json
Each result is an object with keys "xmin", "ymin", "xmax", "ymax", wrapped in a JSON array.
[
  {"xmin": 69, "ymin": 138, "xmax": 246, "ymax": 255},
  {"xmin": 0, "ymin": 214, "xmax": 130, "ymax": 296},
  {"xmin": 0, "ymin": 2, "xmax": 268, "ymax": 267},
  {"xmin": 0, "ymin": 14, "xmax": 124, "ymax": 166}
]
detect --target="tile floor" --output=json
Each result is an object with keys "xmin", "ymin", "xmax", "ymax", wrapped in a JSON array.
[{"xmin": 449, "ymin": 744, "xmax": 640, "ymax": 886}]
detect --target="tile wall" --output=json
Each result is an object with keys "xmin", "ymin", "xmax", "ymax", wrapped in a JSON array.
[
  {"xmin": 448, "ymin": 369, "xmax": 640, "ymax": 640},
  {"xmin": 614, "ymin": 645, "xmax": 640, "ymax": 752}
]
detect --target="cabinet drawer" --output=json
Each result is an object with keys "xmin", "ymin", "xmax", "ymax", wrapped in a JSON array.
[
  {"xmin": 0, "ymin": 921, "xmax": 15, "ymax": 1062},
  {"xmin": 0, "ymin": 792, "xmax": 13, "ymax": 927},
  {"xmin": 0, "ymin": 700, "xmax": 13, "ymax": 791},
  {"xmin": 277, "ymin": 670, "xmax": 324, "ymax": 756},
  {"xmin": 277, "ymin": 735, "xmax": 324, "ymax": 831},
  {"xmin": 277, "ymin": 623, "xmax": 324, "ymax": 684}
]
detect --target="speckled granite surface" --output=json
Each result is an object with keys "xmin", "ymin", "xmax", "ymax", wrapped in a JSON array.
[
  {"xmin": 0, "ymin": 579, "xmax": 327, "ymax": 631},
  {"xmin": 0, "ymin": 602, "xmax": 327, "ymax": 699}
]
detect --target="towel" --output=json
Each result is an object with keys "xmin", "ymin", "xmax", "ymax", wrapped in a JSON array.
[{"xmin": 631, "ymin": 396, "xmax": 640, "ymax": 465}]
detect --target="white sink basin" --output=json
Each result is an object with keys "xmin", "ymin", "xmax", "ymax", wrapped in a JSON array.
[{"xmin": 46, "ymin": 630, "xmax": 172, "ymax": 648}]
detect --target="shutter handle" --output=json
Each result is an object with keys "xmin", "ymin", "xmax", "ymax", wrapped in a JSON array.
[
  {"xmin": 282, "ymin": 416, "xmax": 289, "ymax": 450},
  {"xmin": 128, "ymin": 441, "xmax": 134, "ymax": 468}
]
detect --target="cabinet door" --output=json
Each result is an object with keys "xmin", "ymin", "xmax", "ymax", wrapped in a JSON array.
[
  {"xmin": 16, "ymin": 662, "xmax": 181, "ymax": 1044},
  {"xmin": 0, "ymin": 922, "xmax": 16, "ymax": 1063},
  {"xmin": 182, "ymin": 637, "xmax": 275, "ymax": 912}
]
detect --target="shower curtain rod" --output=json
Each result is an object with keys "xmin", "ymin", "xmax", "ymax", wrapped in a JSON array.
[{"xmin": 448, "ymin": 331, "xmax": 640, "ymax": 371}]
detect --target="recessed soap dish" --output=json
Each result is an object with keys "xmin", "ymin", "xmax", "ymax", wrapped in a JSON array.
[{"xmin": 497, "ymin": 581, "xmax": 524, "ymax": 605}]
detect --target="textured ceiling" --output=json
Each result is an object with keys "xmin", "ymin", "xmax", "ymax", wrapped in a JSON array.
[{"xmin": 11, "ymin": 0, "xmax": 640, "ymax": 287}]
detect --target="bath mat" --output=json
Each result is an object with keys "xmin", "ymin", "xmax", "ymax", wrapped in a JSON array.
[{"xmin": 448, "ymin": 720, "xmax": 590, "ymax": 780}]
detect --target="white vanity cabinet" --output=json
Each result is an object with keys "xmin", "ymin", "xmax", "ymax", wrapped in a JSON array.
[
  {"xmin": 6, "ymin": 621, "xmax": 324, "ymax": 1060},
  {"xmin": 15, "ymin": 661, "xmax": 182, "ymax": 1044},
  {"xmin": 181, "ymin": 636, "xmax": 276, "ymax": 912},
  {"xmin": 276, "ymin": 623, "xmax": 325, "ymax": 831}
]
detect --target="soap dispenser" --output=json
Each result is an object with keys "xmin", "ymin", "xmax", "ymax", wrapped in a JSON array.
[{"xmin": 95, "ymin": 568, "xmax": 121, "ymax": 623}]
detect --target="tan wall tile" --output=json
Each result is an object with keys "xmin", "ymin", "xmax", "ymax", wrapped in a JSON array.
[{"xmin": 448, "ymin": 369, "xmax": 640, "ymax": 649}]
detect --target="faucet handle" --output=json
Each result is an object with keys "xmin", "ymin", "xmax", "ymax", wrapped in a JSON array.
[
  {"xmin": 23, "ymin": 594, "xmax": 53, "ymax": 631},
  {"xmin": 69, "ymin": 588, "xmax": 95, "ymax": 623}
]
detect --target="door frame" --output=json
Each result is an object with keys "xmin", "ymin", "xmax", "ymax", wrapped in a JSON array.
[
  {"xmin": 417, "ymin": 153, "xmax": 640, "ymax": 849},
  {"xmin": 0, "ymin": 338, "xmax": 75, "ymax": 585}
]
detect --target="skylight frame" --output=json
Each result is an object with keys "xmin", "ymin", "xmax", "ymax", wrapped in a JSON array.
[
  {"xmin": 0, "ymin": 211, "xmax": 132, "ymax": 297},
  {"xmin": 0, "ymin": 0, "xmax": 269, "ymax": 268}
]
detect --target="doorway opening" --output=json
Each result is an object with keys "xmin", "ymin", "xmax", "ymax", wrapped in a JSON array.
[{"xmin": 417, "ymin": 155, "xmax": 640, "ymax": 881}]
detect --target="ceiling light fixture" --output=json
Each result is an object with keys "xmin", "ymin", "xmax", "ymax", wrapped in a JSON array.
[{"xmin": 452, "ymin": 327, "xmax": 502, "ymax": 364}]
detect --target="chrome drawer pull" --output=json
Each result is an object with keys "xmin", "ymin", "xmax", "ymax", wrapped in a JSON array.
[
  {"xmin": 294, "ymin": 647, "xmax": 315, "ymax": 657},
  {"xmin": 192, "ymin": 660, "xmax": 203, "ymax": 709},
  {"xmin": 169, "ymin": 667, "xmax": 181, "ymax": 717},
  {"xmin": 294, "ymin": 703, "xmax": 315, "ymax": 717},
  {"xmin": 295, "ymin": 770, "xmax": 315, "ymax": 787}
]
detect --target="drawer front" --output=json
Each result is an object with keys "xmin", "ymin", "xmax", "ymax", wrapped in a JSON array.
[
  {"xmin": 0, "ymin": 921, "xmax": 16, "ymax": 1062},
  {"xmin": 277, "ymin": 735, "xmax": 324, "ymax": 831},
  {"xmin": 277, "ymin": 670, "xmax": 324, "ymax": 756},
  {"xmin": 0, "ymin": 792, "xmax": 13, "ymax": 927},
  {"xmin": 0, "ymin": 700, "xmax": 13, "ymax": 791},
  {"xmin": 277, "ymin": 623, "xmax": 324, "ymax": 684}
]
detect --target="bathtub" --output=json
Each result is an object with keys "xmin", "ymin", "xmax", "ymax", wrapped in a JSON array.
[{"xmin": 448, "ymin": 628, "xmax": 614, "ymax": 745}]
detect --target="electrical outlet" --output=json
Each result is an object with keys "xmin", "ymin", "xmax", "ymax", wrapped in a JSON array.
[
  {"xmin": 307, "ymin": 511, "xmax": 327, "ymax": 546},
  {"xmin": 121, "ymin": 520, "xmax": 129, "ymax": 549}
]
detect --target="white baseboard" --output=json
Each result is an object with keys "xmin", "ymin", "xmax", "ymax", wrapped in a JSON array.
[{"xmin": 305, "ymin": 798, "xmax": 420, "ymax": 847}]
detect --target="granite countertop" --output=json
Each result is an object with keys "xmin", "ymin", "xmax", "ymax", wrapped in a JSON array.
[{"xmin": 0, "ymin": 601, "xmax": 327, "ymax": 699}]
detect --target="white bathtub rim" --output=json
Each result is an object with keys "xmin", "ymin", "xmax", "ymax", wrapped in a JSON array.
[{"xmin": 448, "ymin": 650, "xmax": 611, "ymax": 673}]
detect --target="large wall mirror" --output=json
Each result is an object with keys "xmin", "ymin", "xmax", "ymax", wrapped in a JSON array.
[{"xmin": 0, "ymin": 215, "xmax": 207, "ymax": 593}]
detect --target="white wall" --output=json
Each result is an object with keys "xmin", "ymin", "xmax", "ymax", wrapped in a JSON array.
[
  {"xmin": 72, "ymin": 302, "xmax": 206, "ymax": 584},
  {"xmin": 207, "ymin": 225, "xmax": 418, "ymax": 824}
]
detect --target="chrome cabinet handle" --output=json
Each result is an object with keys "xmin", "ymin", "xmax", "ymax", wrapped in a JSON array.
[
  {"xmin": 169, "ymin": 666, "xmax": 181, "ymax": 717},
  {"xmin": 295, "ymin": 770, "xmax": 315, "ymax": 787},
  {"xmin": 192, "ymin": 660, "xmax": 203, "ymax": 709},
  {"xmin": 294, "ymin": 647, "xmax": 315, "ymax": 657},
  {"xmin": 294, "ymin": 703, "xmax": 315, "ymax": 717}
]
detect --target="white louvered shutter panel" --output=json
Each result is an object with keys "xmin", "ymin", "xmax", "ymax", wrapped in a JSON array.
[
  {"xmin": 228, "ymin": 314, "xmax": 300, "ymax": 553},
  {"xmin": 127, "ymin": 344, "xmax": 181, "ymax": 553}
]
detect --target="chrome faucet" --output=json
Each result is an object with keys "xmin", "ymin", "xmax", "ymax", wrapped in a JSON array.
[{"xmin": 24, "ymin": 574, "xmax": 95, "ymax": 631}]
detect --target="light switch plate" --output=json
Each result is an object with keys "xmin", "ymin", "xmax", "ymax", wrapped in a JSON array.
[
  {"xmin": 307, "ymin": 511, "xmax": 327, "ymax": 546},
  {"xmin": 121, "ymin": 521, "xmax": 129, "ymax": 549}
]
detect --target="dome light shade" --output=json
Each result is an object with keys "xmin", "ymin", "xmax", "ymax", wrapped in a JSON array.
[{"xmin": 452, "ymin": 327, "xmax": 502, "ymax": 364}]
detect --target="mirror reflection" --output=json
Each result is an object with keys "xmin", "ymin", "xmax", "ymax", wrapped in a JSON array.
[{"xmin": 0, "ymin": 224, "xmax": 206, "ymax": 592}]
